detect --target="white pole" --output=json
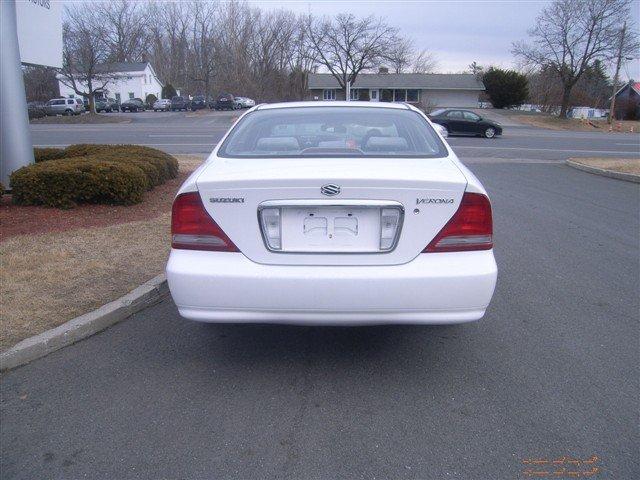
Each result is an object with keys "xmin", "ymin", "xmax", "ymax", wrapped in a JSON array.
[{"xmin": 1, "ymin": 0, "xmax": 35, "ymax": 188}]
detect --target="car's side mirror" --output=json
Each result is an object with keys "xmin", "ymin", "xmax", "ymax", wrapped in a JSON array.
[{"xmin": 433, "ymin": 123, "xmax": 448, "ymax": 138}]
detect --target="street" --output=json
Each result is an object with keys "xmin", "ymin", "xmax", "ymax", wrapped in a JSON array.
[
  {"xmin": 30, "ymin": 110, "xmax": 640, "ymax": 160},
  {"xmin": 1, "ymin": 147, "xmax": 638, "ymax": 478}
]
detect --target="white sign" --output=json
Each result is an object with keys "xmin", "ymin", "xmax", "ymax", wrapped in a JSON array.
[{"xmin": 15, "ymin": 0, "xmax": 63, "ymax": 68}]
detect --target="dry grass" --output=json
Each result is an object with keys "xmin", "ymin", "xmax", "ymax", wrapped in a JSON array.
[
  {"xmin": 31, "ymin": 113, "xmax": 130, "ymax": 124},
  {"xmin": 0, "ymin": 214, "xmax": 170, "ymax": 350},
  {"xmin": 176, "ymin": 154, "xmax": 206, "ymax": 170},
  {"xmin": 503, "ymin": 112, "xmax": 640, "ymax": 133},
  {"xmin": 0, "ymin": 154, "xmax": 205, "ymax": 351},
  {"xmin": 569, "ymin": 158, "xmax": 640, "ymax": 175}
]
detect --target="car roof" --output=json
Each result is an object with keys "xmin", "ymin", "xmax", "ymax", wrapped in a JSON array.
[{"xmin": 255, "ymin": 101, "xmax": 411, "ymax": 111}]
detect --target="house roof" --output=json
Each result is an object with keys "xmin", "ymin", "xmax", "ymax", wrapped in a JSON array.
[
  {"xmin": 613, "ymin": 80, "xmax": 640, "ymax": 97},
  {"xmin": 308, "ymin": 73, "xmax": 485, "ymax": 91},
  {"xmin": 95, "ymin": 62, "xmax": 149, "ymax": 74}
]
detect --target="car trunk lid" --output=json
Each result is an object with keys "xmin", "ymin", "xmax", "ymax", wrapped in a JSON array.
[{"xmin": 196, "ymin": 156, "xmax": 467, "ymax": 266}]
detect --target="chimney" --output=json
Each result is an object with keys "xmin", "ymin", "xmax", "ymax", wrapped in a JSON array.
[{"xmin": 378, "ymin": 66, "xmax": 389, "ymax": 74}]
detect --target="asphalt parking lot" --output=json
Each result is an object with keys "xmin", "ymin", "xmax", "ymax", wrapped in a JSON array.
[{"xmin": 2, "ymin": 111, "xmax": 639, "ymax": 479}]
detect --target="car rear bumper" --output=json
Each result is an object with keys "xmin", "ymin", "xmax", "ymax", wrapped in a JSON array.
[{"xmin": 166, "ymin": 249, "xmax": 498, "ymax": 325}]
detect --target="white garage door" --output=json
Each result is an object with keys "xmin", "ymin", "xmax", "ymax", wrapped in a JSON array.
[{"xmin": 422, "ymin": 90, "xmax": 480, "ymax": 108}]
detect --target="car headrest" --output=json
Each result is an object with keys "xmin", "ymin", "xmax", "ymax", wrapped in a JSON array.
[
  {"xmin": 255, "ymin": 137, "xmax": 300, "ymax": 152},
  {"xmin": 364, "ymin": 136, "xmax": 409, "ymax": 152},
  {"xmin": 317, "ymin": 140, "xmax": 346, "ymax": 148}
]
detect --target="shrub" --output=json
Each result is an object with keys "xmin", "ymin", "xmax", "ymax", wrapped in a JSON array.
[
  {"xmin": 146, "ymin": 93, "xmax": 158, "ymax": 107},
  {"xmin": 10, "ymin": 157, "xmax": 148, "ymax": 208},
  {"xmin": 482, "ymin": 67, "xmax": 529, "ymax": 109},
  {"xmin": 64, "ymin": 144, "xmax": 179, "ymax": 180},
  {"xmin": 34, "ymin": 147, "xmax": 66, "ymax": 163},
  {"xmin": 162, "ymin": 83, "xmax": 177, "ymax": 99}
]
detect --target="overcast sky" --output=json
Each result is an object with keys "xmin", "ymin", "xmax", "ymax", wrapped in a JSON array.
[{"xmin": 252, "ymin": 0, "xmax": 640, "ymax": 80}]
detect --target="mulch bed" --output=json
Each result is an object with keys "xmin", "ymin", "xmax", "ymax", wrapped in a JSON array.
[{"xmin": 1, "ymin": 170, "xmax": 191, "ymax": 242}]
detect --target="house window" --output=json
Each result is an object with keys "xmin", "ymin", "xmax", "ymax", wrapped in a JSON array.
[
  {"xmin": 127, "ymin": 76, "xmax": 133, "ymax": 80},
  {"xmin": 323, "ymin": 89, "xmax": 336, "ymax": 101},
  {"xmin": 380, "ymin": 89, "xmax": 394, "ymax": 102},
  {"xmin": 394, "ymin": 89, "xmax": 407, "ymax": 102},
  {"xmin": 149, "ymin": 74, "xmax": 152, "ymax": 84},
  {"xmin": 129, "ymin": 92, "xmax": 134, "ymax": 99},
  {"xmin": 407, "ymin": 89, "xmax": 419, "ymax": 102},
  {"xmin": 349, "ymin": 88, "xmax": 359, "ymax": 100}
]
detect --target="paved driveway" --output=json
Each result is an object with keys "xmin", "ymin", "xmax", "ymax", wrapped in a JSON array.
[{"xmin": 2, "ymin": 160, "xmax": 638, "ymax": 479}]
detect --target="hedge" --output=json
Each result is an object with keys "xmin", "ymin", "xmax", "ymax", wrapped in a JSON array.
[
  {"xmin": 34, "ymin": 147, "xmax": 66, "ymax": 163},
  {"xmin": 10, "ymin": 157, "xmax": 148, "ymax": 208},
  {"xmin": 14, "ymin": 144, "xmax": 179, "ymax": 208},
  {"xmin": 64, "ymin": 144, "xmax": 179, "ymax": 180}
]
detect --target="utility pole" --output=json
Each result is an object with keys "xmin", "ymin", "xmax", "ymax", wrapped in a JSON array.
[{"xmin": 608, "ymin": 22, "xmax": 626, "ymax": 124}]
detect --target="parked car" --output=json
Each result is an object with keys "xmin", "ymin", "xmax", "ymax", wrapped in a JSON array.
[
  {"xmin": 235, "ymin": 96, "xmax": 256, "ymax": 108},
  {"xmin": 190, "ymin": 95, "xmax": 208, "ymax": 111},
  {"xmin": 95, "ymin": 98, "xmax": 118, "ymax": 113},
  {"xmin": 44, "ymin": 98, "xmax": 84, "ymax": 116},
  {"xmin": 213, "ymin": 93, "xmax": 239, "ymax": 110},
  {"xmin": 153, "ymin": 99, "xmax": 172, "ymax": 111},
  {"xmin": 120, "ymin": 98, "xmax": 145, "ymax": 112},
  {"xmin": 27, "ymin": 101, "xmax": 46, "ymax": 120},
  {"xmin": 171, "ymin": 96, "xmax": 191, "ymax": 111},
  {"xmin": 428, "ymin": 109, "xmax": 502, "ymax": 138},
  {"xmin": 107, "ymin": 98, "xmax": 120, "ymax": 112},
  {"xmin": 166, "ymin": 102, "xmax": 497, "ymax": 325}
]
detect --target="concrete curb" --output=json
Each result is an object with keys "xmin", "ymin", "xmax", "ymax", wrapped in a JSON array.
[
  {"xmin": 566, "ymin": 160, "xmax": 640, "ymax": 183},
  {"xmin": 0, "ymin": 274, "xmax": 169, "ymax": 371}
]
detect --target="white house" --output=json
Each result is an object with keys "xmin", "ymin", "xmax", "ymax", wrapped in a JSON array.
[{"xmin": 57, "ymin": 62, "xmax": 163, "ymax": 103}]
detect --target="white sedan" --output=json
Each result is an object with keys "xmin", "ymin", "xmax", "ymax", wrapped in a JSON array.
[{"xmin": 166, "ymin": 101, "xmax": 497, "ymax": 325}]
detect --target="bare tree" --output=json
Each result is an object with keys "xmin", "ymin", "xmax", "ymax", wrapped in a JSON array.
[
  {"xmin": 306, "ymin": 14, "xmax": 397, "ymax": 91},
  {"xmin": 412, "ymin": 49, "xmax": 438, "ymax": 74},
  {"xmin": 384, "ymin": 37, "xmax": 414, "ymax": 73},
  {"xmin": 513, "ymin": 0, "xmax": 638, "ymax": 117},
  {"xmin": 468, "ymin": 61, "xmax": 483, "ymax": 76},
  {"xmin": 58, "ymin": 6, "xmax": 116, "ymax": 113},
  {"xmin": 187, "ymin": 1, "xmax": 218, "ymax": 96},
  {"xmin": 23, "ymin": 66, "xmax": 59, "ymax": 102},
  {"xmin": 286, "ymin": 15, "xmax": 318, "ymax": 99},
  {"xmin": 98, "ymin": 0, "xmax": 149, "ymax": 63}
]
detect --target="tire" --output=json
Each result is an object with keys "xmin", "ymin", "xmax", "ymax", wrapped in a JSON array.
[
  {"xmin": 64, "ymin": 109, "xmax": 73, "ymax": 116},
  {"xmin": 484, "ymin": 127, "xmax": 496, "ymax": 138}
]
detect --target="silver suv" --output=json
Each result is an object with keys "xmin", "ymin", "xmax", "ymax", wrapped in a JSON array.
[{"xmin": 44, "ymin": 98, "xmax": 84, "ymax": 116}]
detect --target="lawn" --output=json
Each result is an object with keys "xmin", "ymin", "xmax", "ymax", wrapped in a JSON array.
[
  {"xmin": 568, "ymin": 157, "xmax": 640, "ymax": 175},
  {"xmin": 30, "ymin": 112, "xmax": 130, "ymax": 124},
  {"xmin": 0, "ymin": 154, "xmax": 203, "ymax": 351},
  {"xmin": 503, "ymin": 111, "xmax": 640, "ymax": 133}
]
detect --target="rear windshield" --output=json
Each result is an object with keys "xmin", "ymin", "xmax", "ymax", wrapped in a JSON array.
[{"xmin": 217, "ymin": 107, "xmax": 447, "ymax": 158}]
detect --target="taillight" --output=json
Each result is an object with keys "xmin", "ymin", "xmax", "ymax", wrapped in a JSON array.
[
  {"xmin": 423, "ymin": 192, "xmax": 493, "ymax": 252},
  {"xmin": 171, "ymin": 192, "xmax": 239, "ymax": 252}
]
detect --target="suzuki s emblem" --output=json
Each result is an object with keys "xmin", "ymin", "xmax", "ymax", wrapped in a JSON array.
[{"xmin": 321, "ymin": 184, "xmax": 341, "ymax": 196}]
